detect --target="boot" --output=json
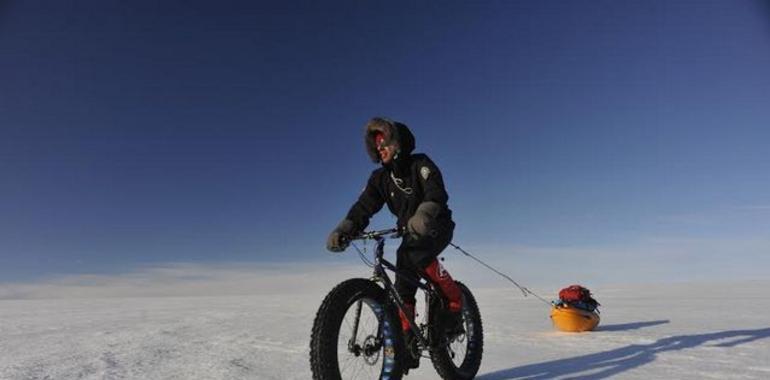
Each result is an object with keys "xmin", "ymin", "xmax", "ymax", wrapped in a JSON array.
[{"xmin": 403, "ymin": 330, "xmax": 421, "ymax": 370}]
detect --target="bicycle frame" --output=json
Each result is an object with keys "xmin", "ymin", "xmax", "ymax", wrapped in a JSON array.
[{"xmin": 348, "ymin": 229, "xmax": 441, "ymax": 353}]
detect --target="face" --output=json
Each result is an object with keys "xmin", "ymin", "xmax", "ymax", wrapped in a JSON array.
[{"xmin": 378, "ymin": 144, "xmax": 396, "ymax": 164}]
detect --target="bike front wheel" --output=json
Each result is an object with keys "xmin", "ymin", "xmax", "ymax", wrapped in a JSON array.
[{"xmin": 310, "ymin": 278, "xmax": 404, "ymax": 380}]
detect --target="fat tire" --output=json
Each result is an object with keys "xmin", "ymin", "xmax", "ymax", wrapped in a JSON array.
[
  {"xmin": 310, "ymin": 278, "xmax": 404, "ymax": 380},
  {"xmin": 429, "ymin": 281, "xmax": 484, "ymax": 380}
]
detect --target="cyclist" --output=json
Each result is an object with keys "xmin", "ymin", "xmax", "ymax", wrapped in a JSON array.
[{"xmin": 326, "ymin": 117, "xmax": 462, "ymax": 367}]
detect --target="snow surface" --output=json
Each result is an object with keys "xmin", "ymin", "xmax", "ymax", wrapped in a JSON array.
[{"xmin": 1, "ymin": 265, "xmax": 769, "ymax": 379}]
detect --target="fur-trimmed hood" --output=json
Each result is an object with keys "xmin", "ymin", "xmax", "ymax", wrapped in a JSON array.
[{"xmin": 364, "ymin": 117, "xmax": 415, "ymax": 163}]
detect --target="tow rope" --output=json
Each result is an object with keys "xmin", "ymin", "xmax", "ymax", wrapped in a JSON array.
[{"xmin": 449, "ymin": 242, "xmax": 553, "ymax": 307}]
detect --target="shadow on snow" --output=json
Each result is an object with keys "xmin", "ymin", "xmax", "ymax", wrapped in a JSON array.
[
  {"xmin": 477, "ymin": 327, "xmax": 770, "ymax": 380},
  {"xmin": 596, "ymin": 320, "xmax": 670, "ymax": 332}
]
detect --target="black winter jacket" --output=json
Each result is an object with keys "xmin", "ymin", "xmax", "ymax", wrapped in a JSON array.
[{"xmin": 345, "ymin": 153, "xmax": 453, "ymax": 233}]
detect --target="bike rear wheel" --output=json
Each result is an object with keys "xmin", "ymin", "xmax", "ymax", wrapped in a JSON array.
[
  {"xmin": 429, "ymin": 281, "xmax": 484, "ymax": 380},
  {"xmin": 310, "ymin": 278, "xmax": 404, "ymax": 380}
]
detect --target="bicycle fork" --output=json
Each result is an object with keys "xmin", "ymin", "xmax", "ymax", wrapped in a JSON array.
[
  {"xmin": 347, "ymin": 300, "xmax": 364, "ymax": 354},
  {"xmin": 347, "ymin": 299, "xmax": 385, "ymax": 357}
]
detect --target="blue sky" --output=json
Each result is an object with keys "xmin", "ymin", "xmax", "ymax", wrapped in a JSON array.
[{"xmin": 1, "ymin": 1, "xmax": 769, "ymax": 284}]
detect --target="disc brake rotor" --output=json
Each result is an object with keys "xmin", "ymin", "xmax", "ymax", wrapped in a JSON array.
[{"xmin": 362, "ymin": 335, "xmax": 381, "ymax": 365}]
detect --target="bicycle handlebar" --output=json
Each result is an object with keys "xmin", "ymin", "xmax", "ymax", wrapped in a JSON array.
[{"xmin": 344, "ymin": 227, "xmax": 402, "ymax": 244}]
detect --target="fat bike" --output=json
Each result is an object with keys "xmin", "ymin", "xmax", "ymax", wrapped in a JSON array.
[{"xmin": 309, "ymin": 228, "xmax": 483, "ymax": 379}]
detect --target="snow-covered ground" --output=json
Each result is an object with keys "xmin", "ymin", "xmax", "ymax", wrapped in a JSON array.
[{"xmin": 1, "ymin": 265, "xmax": 768, "ymax": 379}]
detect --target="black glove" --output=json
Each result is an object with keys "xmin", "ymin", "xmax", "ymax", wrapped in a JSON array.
[
  {"xmin": 407, "ymin": 202, "xmax": 441, "ymax": 238},
  {"xmin": 326, "ymin": 219, "xmax": 356, "ymax": 252}
]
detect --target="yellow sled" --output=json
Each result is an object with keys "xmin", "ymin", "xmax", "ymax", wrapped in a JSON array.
[{"xmin": 550, "ymin": 304, "xmax": 600, "ymax": 332}]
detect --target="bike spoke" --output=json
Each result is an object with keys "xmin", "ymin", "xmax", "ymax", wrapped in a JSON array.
[{"xmin": 339, "ymin": 354, "xmax": 357, "ymax": 376}]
